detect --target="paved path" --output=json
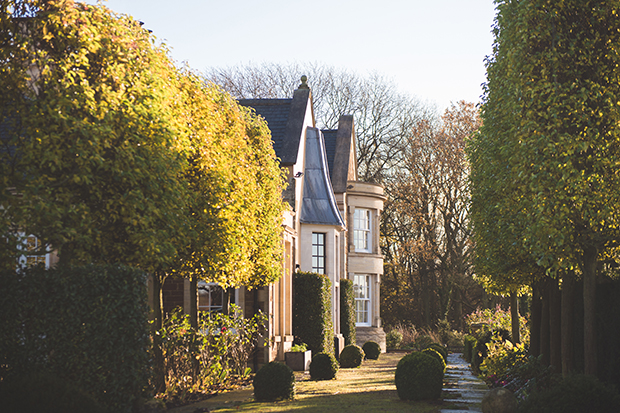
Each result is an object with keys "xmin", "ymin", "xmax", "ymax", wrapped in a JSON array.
[{"xmin": 440, "ymin": 353, "xmax": 488, "ymax": 412}]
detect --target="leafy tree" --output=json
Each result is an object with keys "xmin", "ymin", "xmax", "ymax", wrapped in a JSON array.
[{"xmin": 475, "ymin": 0, "xmax": 620, "ymax": 376}]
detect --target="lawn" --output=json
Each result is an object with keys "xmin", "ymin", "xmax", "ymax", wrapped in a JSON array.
[{"xmin": 213, "ymin": 352, "xmax": 442, "ymax": 413}]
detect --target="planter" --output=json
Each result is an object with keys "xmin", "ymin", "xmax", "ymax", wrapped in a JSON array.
[{"xmin": 285, "ymin": 350, "xmax": 312, "ymax": 371}]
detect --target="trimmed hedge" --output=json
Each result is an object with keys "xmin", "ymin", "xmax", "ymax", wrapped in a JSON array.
[
  {"xmin": 340, "ymin": 278, "xmax": 356, "ymax": 346},
  {"xmin": 293, "ymin": 271, "xmax": 334, "ymax": 355},
  {"xmin": 424, "ymin": 343, "xmax": 448, "ymax": 364},
  {"xmin": 395, "ymin": 351, "xmax": 444, "ymax": 401},
  {"xmin": 310, "ymin": 352, "xmax": 339, "ymax": 380},
  {"xmin": 463, "ymin": 335, "xmax": 476, "ymax": 362},
  {"xmin": 340, "ymin": 344, "xmax": 364, "ymax": 368},
  {"xmin": 0, "ymin": 264, "xmax": 150, "ymax": 413},
  {"xmin": 253, "ymin": 362, "xmax": 295, "ymax": 401},
  {"xmin": 362, "ymin": 341, "xmax": 381, "ymax": 360}
]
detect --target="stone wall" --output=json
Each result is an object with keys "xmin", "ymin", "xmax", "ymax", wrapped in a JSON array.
[{"xmin": 356, "ymin": 327, "xmax": 387, "ymax": 353}]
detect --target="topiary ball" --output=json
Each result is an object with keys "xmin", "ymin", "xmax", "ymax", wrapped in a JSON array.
[
  {"xmin": 395, "ymin": 351, "xmax": 444, "ymax": 400},
  {"xmin": 362, "ymin": 341, "xmax": 381, "ymax": 360},
  {"xmin": 423, "ymin": 343, "xmax": 448, "ymax": 364},
  {"xmin": 421, "ymin": 348, "xmax": 446, "ymax": 372},
  {"xmin": 310, "ymin": 352, "xmax": 339, "ymax": 380},
  {"xmin": 339, "ymin": 344, "xmax": 364, "ymax": 368},
  {"xmin": 253, "ymin": 361, "xmax": 295, "ymax": 401}
]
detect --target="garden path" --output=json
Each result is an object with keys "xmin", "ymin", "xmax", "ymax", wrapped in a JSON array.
[{"xmin": 441, "ymin": 353, "xmax": 488, "ymax": 412}]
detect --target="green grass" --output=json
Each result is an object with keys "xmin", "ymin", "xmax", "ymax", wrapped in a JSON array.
[{"xmin": 214, "ymin": 353, "xmax": 442, "ymax": 412}]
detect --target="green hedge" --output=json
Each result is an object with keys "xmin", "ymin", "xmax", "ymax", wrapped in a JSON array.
[
  {"xmin": 293, "ymin": 271, "xmax": 334, "ymax": 355},
  {"xmin": 340, "ymin": 278, "xmax": 356, "ymax": 346},
  {"xmin": 0, "ymin": 264, "xmax": 150, "ymax": 413}
]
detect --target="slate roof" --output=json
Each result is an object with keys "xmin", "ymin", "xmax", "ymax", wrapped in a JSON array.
[
  {"xmin": 322, "ymin": 115, "xmax": 356, "ymax": 194},
  {"xmin": 321, "ymin": 128, "xmax": 337, "ymax": 178},
  {"xmin": 239, "ymin": 87, "xmax": 312, "ymax": 166},
  {"xmin": 238, "ymin": 98, "xmax": 292, "ymax": 161},
  {"xmin": 300, "ymin": 127, "xmax": 345, "ymax": 227}
]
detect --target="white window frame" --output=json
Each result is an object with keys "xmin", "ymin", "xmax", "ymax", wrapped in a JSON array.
[
  {"xmin": 17, "ymin": 234, "xmax": 51, "ymax": 269},
  {"xmin": 312, "ymin": 232, "xmax": 326, "ymax": 274},
  {"xmin": 353, "ymin": 208, "xmax": 372, "ymax": 253},
  {"xmin": 197, "ymin": 281, "xmax": 224, "ymax": 313},
  {"xmin": 354, "ymin": 274, "xmax": 371, "ymax": 327}
]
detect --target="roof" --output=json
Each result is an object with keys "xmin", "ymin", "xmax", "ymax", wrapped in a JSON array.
[
  {"xmin": 322, "ymin": 115, "xmax": 356, "ymax": 194},
  {"xmin": 299, "ymin": 127, "xmax": 345, "ymax": 227},
  {"xmin": 239, "ymin": 87, "xmax": 312, "ymax": 166}
]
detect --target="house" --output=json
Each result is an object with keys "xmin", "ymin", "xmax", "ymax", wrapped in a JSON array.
[{"xmin": 162, "ymin": 76, "xmax": 386, "ymax": 365}]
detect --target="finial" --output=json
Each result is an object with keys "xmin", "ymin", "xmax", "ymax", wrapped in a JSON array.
[{"xmin": 298, "ymin": 75, "xmax": 309, "ymax": 89}]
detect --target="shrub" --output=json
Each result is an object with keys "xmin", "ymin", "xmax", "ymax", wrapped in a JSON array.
[
  {"xmin": 0, "ymin": 373, "xmax": 106, "ymax": 413},
  {"xmin": 290, "ymin": 343, "xmax": 308, "ymax": 352},
  {"xmin": 0, "ymin": 264, "xmax": 150, "ymax": 413},
  {"xmin": 253, "ymin": 362, "xmax": 295, "ymax": 401},
  {"xmin": 310, "ymin": 352, "xmax": 338, "ymax": 380},
  {"xmin": 386, "ymin": 329, "xmax": 403, "ymax": 349},
  {"xmin": 340, "ymin": 344, "xmax": 364, "ymax": 368},
  {"xmin": 395, "ymin": 352, "xmax": 444, "ymax": 400},
  {"xmin": 340, "ymin": 278, "xmax": 356, "ymax": 346},
  {"xmin": 159, "ymin": 304, "xmax": 267, "ymax": 397},
  {"xmin": 422, "ymin": 348, "xmax": 446, "ymax": 372},
  {"xmin": 362, "ymin": 341, "xmax": 381, "ymax": 360},
  {"xmin": 463, "ymin": 335, "xmax": 477, "ymax": 362},
  {"xmin": 293, "ymin": 272, "xmax": 334, "ymax": 355},
  {"xmin": 414, "ymin": 334, "xmax": 434, "ymax": 350},
  {"xmin": 424, "ymin": 343, "xmax": 448, "ymax": 364},
  {"xmin": 518, "ymin": 374, "xmax": 620, "ymax": 413}
]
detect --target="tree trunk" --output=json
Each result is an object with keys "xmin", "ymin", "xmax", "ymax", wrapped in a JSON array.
[
  {"xmin": 540, "ymin": 279, "xmax": 550, "ymax": 366},
  {"xmin": 582, "ymin": 246, "xmax": 598, "ymax": 376},
  {"xmin": 223, "ymin": 288, "xmax": 231, "ymax": 315},
  {"xmin": 530, "ymin": 282, "xmax": 542, "ymax": 357},
  {"xmin": 561, "ymin": 270, "xmax": 575, "ymax": 376},
  {"xmin": 151, "ymin": 272, "xmax": 166, "ymax": 392},
  {"xmin": 510, "ymin": 291, "xmax": 520, "ymax": 344},
  {"xmin": 189, "ymin": 275, "xmax": 198, "ymax": 330},
  {"xmin": 454, "ymin": 286, "xmax": 463, "ymax": 331},
  {"xmin": 549, "ymin": 277, "xmax": 562, "ymax": 372}
]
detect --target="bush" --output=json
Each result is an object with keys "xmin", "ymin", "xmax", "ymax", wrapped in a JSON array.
[
  {"xmin": 414, "ymin": 334, "xmax": 434, "ymax": 350},
  {"xmin": 159, "ymin": 304, "xmax": 267, "ymax": 396},
  {"xmin": 310, "ymin": 352, "xmax": 338, "ymax": 380},
  {"xmin": 290, "ymin": 343, "xmax": 308, "ymax": 352},
  {"xmin": 518, "ymin": 374, "xmax": 620, "ymax": 413},
  {"xmin": 253, "ymin": 362, "xmax": 295, "ymax": 401},
  {"xmin": 463, "ymin": 335, "xmax": 477, "ymax": 362},
  {"xmin": 293, "ymin": 272, "xmax": 334, "ymax": 355},
  {"xmin": 424, "ymin": 343, "xmax": 448, "ymax": 364},
  {"xmin": 0, "ymin": 373, "xmax": 106, "ymax": 413},
  {"xmin": 0, "ymin": 264, "xmax": 150, "ymax": 413},
  {"xmin": 386, "ymin": 329, "xmax": 403, "ymax": 349},
  {"xmin": 339, "ymin": 344, "xmax": 364, "ymax": 368},
  {"xmin": 395, "ymin": 352, "xmax": 444, "ymax": 400},
  {"xmin": 340, "ymin": 278, "xmax": 356, "ymax": 346},
  {"xmin": 422, "ymin": 348, "xmax": 446, "ymax": 372},
  {"xmin": 362, "ymin": 341, "xmax": 381, "ymax": 360}
]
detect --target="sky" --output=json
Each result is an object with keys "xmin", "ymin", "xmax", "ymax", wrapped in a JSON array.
[{"xmin": 89, "ymin": 0, "xmax": 498, "ymax": 111}]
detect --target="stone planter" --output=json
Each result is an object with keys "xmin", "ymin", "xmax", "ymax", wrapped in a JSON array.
[{"xmin": 285, "ymin": 350, "xmax": 312, "ymax": 371}]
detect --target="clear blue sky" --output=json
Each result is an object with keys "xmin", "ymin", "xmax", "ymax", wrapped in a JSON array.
[{"xmin": 90, "ymin": 0, "xmax": 497, "ymax": 111}]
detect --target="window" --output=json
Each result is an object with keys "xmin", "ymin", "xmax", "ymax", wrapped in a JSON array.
[
  {"xmin": 17, "ymin": 235, "xmax": 49, "ymax": 269},
  {"xmin": 312, "ymin": 232, "xmax": 326, "ymax": 274},
  {"xmin": 354, "ymin": 274, "xmax": 371, "ymax": 326},
  {"xmin": 354, "ymin": 208, "xmax": 371, "ymax": 252},
  {"xmin": 197, "ymin": 281, "xmax": 224, "ymax": 313}
]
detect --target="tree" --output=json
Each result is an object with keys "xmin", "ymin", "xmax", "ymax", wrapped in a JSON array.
[
  {"xmin": 381, "ymin": 102, "xmax": 482, "ymax": 329},
  {"xmin": 205, "ymin": 62, "xmax": 428, "ymax": 182},
  {"xmin": 474, "ymin": 0, "xmax": 620, "ymax": 376}
]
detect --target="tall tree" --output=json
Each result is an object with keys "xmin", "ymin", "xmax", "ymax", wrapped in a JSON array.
[{"xmin": 474, "ymin": 0, "xmax": 620, "ymax": 376}]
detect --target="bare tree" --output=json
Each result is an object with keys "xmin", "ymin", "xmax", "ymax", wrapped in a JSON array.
[{"xmin": 204, "ymin": 62, "xmax": 429, "ymax": 182}]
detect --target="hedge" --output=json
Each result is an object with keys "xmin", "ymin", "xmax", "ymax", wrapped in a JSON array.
[
  {"xmin": 293, "ymin": 271, "xmax": 334, "ymax": 355},
  {"xmin": 0, "ymin": 264, "xmax": 151, "ymax": 413},
  {"xmin": 340, "ymin": 278, "xmax": 356, "ymax": 346}
]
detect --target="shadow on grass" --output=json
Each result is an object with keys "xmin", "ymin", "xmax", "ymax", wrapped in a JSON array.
[{"xmin": 214, "ymin": 389, "xmax": 443, "ymax": 413}]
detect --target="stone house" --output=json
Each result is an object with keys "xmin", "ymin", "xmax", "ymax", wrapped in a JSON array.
[{"xmin": 162, "ymin": 77, "xmax": 386, "ymax": 364}]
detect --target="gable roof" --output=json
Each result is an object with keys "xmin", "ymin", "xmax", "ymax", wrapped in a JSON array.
[
  {"xmin": 300, "ymin": 127, "xmax": 345, "ymax": 227},
  {"xmin": 239, "ymin": 87, "xmax": 312, "ymax": 166}
]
